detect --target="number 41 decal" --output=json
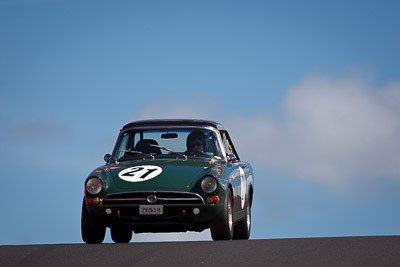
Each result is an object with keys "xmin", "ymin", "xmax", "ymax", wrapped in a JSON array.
[{"xmin": 118, "ymin": 166, "xmax": 163, "ymax": 182}]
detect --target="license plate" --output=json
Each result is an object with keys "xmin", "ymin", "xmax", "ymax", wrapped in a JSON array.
[{"xmin": 139, "ymin": 205, "xmax": 163, "ymax": 215}]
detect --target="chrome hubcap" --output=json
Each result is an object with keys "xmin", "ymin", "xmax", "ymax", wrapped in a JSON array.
[
  {"xmin": 246, "ymin": 205, "xmax": 251, "ymax": 230},
  {"xmin": 228, "ymin": 199, "xmax": 233, "ymax": 232}
]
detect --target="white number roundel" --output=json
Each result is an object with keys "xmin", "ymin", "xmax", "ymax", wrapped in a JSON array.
[{"xmin": 118, "ymin": 166, "xmax": 163, "ymax": 182}]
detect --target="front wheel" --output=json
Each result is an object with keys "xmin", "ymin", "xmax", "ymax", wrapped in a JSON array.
[
  {"xmin": 233, "ymin": 200, "xmax": 251, "ymax": 239},
  {"xmin": 210, "ymin": 189, "xmax": 233, "ymax": 240},
  {"xmin": 81, "ymin": 199, "xmax": 106, "ymax": 244},
  {"xmin": 111, "ymin": 227, "xmax": 132, "ymax": 243}
]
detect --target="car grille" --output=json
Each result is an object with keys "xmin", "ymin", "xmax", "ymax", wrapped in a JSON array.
[{"xmin": 101, "ymin": 191, "xmax": 205, "ymax": 205}]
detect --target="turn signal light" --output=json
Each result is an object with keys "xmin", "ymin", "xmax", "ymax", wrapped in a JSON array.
[
  {"xmin": 86, "ymin": 197, "xmax": 99, "ymax": 205},
  {"xmin": 208, "ymin": 196, "xmax": 219, "ymax": 204}
]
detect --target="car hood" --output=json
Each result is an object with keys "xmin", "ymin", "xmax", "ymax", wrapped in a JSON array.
[{"xmin": 107, "ymin": 159, "xmax": 218, "ymax": 192}]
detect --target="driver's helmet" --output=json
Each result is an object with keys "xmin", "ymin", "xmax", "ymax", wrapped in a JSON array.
[{"xmin": 186, "ymin": 130, "xmax": 206, "ymax": 151}]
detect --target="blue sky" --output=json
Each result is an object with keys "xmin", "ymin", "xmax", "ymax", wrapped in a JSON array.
[{"xmin": 1, "ymin": 0, "xmax": 400, "ymax": 244}]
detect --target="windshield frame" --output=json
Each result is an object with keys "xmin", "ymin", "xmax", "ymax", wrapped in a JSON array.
[{"xmin": 111, "ymin": 126, "xmax": 228, "ymax": 162}]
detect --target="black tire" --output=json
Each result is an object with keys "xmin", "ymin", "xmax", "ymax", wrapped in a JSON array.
[
  {"xmin": 81, "ymin": 199, "xmax": 106, "ymax": 244},
  {"xmin": 233, "ymin": 199, "xmax": 251, "ymax": 239},
  {"xmin": 111, "ymin": 227, "xmax": 132, "ymax": 243},
  {"xmin": 210, "ymin": 189, "xmax": 234, "ymax": 240}
]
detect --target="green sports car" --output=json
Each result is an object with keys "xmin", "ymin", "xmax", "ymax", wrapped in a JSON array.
[{"xmin": 81, "ymin": 119, "xmax": 254, "ymax": 243}]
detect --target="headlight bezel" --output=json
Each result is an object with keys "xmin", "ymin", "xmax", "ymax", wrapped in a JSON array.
[
  {"xmin": 200, "ymin": 176, "xmax": 218, "ymax": 194},
  {"xmin": 86, "ymin": 177, "xmax": 103, "ymax": 195}
]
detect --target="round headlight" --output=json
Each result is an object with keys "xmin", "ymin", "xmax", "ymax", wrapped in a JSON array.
[
  {"xmin": 86, "ymin": 177, "xmax": 103, "ymax": 195},
  {"xmin": 201, "ymin": 176, "xmax": 218, "ymax": 193}
]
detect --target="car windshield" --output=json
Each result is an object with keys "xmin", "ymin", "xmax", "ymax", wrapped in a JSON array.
[{"xmin": 114, "ymin": 128, "xmax": 224, "ymax": 161}]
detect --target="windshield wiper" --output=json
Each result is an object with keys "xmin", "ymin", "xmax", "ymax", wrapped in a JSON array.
[
  {"xmin": 149, "ymin": 144, "xmax": 187, "ymax": 160},
  {"xmin": 119, "ymin": 149, "xmax": 155, "ymax": 160}
]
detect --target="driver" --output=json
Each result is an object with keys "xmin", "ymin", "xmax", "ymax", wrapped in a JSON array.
[{"xmin": 185, "ymin": 130, "xmax": 206, "ymax": 155}]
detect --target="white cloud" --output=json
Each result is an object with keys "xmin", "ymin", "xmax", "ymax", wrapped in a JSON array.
[
  {"xmin": 131, "ymin": 75, "xmax": 400, "ymax": 190},
  {"xmin": 270, "ymin": 76, "xmax": 400, "ymax": 187}
]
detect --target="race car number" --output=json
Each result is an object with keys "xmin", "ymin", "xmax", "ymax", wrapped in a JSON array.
[{"xmin": 118, "ymin": 166, "xmax": 162, "ymax": 182}]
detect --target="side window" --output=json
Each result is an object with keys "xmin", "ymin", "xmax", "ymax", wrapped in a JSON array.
[
  {"xmin": 221, "ymin": 131, "xmax": 240, "ymax": 161},
  {"xmin": 221, "ymin": 132, "xmax": 232, "ymax": 155},
  {"xmin": 203, "ymin": 131, "xmax": 223, "ymax": 157}
]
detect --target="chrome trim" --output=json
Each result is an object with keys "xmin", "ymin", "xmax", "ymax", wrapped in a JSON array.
[
  {"xmin": 101, "ymin": 191, "xmax": 206, "ymax": 204},
  {"xmin": 157, "ymin": 198, "xmax": 201, "ymax": 201},
  {"xmin": 121, "ymin": 125, "xmax": 216, "ymax": 132},
  {"xmin": 147, "ymin": 195, "xmax": 157, "ymax": 203},
  {"xmin": 105, "ymin": 198, "xmax": 147, "ymax": 201},
  {"xmin": 103, "ymin": 197, "xmax": 201, "ymax": 202}
]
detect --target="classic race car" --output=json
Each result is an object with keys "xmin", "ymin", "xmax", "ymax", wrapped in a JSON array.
[{"xmin": 81, "ymin": 119, "xmax": 254, "ymax": 243}]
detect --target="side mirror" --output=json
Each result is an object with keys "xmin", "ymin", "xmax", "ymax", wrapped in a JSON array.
[
  {"xmin": 104, "ymin": 154, "xmax": 112, "ymax": 163},
  {"xmin": 226, "ymin": 153, "xmax": 238, "ymax": 163}
]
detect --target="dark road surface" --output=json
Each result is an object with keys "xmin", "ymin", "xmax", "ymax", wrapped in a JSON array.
[{"xmin": 1, "ymin": 236, "xmax": 399, "ymax": 267}]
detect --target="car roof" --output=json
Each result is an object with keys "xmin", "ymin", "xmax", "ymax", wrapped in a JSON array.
[{"xmin": 121, "ymin": 119, "xmax": 225, "ymax": 131}]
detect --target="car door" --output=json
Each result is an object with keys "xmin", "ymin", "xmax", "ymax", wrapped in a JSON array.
[{"xmin": 220, "ymin": 130, "xmax": 249, "ymax": 214}]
